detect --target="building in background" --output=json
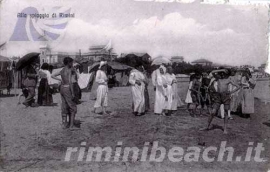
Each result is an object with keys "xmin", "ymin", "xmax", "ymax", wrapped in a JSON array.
[
  {"xmin": 258, "ymin": 63, "xmax": 266, "ymax": 72},
  {"xmin": 84, "ymin": 45, "xmax": 117, "ymax": 62},
  {"xmin": 39, "ymin": 44, "xmax": 117, "ymax": 66},
  {"xmin": 171, "ymin": 56, "xmax": 184, "ymax": 63},
  {"xmin": 191, "ymin": 58, "xmax": 213, "ymax": 66}
]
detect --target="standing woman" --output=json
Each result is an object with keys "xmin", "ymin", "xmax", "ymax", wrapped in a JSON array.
[
  {"xmin": 93, "ymin": 61, "xmax": 109, "ymax": 115},
  {"xmin": 129, "ymin": 66, "xmax": 146, "ymax": 116},
  {"xmin": 169, "ymin": 67, "xmax": 184, "ymax": 111},
  {"xmin": 38, "ymin": 63, "xmax": 53, "ymax": 106},
  {"xmin": 241, "ymin": 69, "xmax": 256, "ymax": 118},
  {"xmin": 164, "ymin": 66, "xmax": 175, "ymax": 115},
  {"xmin": 154, "ymin": 65, "xmax": 168, "ymax": 115}
]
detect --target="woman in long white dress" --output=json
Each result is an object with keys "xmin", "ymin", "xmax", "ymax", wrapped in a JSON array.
[
  {"xmin": 154, "ymin": 65, "xmax": 168, "ymax": 115},
  {"xmin": 168, "ymin": 67, "xmax": 184, "ymax": 111},
  {"xmin": 129, "ymin": 66, "xmax": 146, "ymax": 116},
  {"xmin": 93, "ymin": 61, "xmax": 109, "ymax": 115},
  {"xmin": 164, "ymin": 67, "xmax": 175, "ymax": 115}
]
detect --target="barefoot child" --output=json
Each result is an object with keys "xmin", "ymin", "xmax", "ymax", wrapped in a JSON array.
[{"xmin": 51, "ymin": 57, "xmax": 80, "ymax": 130}]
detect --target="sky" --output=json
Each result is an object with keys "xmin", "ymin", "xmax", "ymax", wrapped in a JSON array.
[{"xmin": 0, "ymin": 0, "xmax": 268, "ymax": 66}]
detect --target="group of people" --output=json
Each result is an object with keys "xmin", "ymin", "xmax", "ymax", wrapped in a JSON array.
[
  {"xmin": 20, "ymin": 57, "xmax": 256, "ymax": 133},
  {"xmin": 19, "ymin": 62, "xmax": 54, "ymax": 107},
  {"xmin": 151, "ymin": 65, "xmax": 184, "ymax": 115},
  {"xmin": 128, "ymin": 64, "xmax": 185, "ymax": 117},
  {"xmin": 184, "ymin": 68, "xmax": 256, "ymax": 134}
]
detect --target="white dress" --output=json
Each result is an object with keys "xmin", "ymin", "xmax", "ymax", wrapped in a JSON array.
[
  {"xmin": 154, "ymin": 73, "xmax": 167, "ymax": 114},
  {"xmin": 94, "ymin": 70, "xmax": 108, "ymax": 108},
  {"xmin": 129, "ymin": 69, "xmax": 145, "ymax": 113},
  {"xmin": 164, "ymin": 73, "xmax": 174, "ymax": 110},
  {"xmin": 185, "ymin": 81, "xmax": 193, "ymax": 104},
  {"xmin": 171, "ymin": 74, "xmax": 184, "ymax": 110},
  {"xmin": 151, "ymin": 69, "xmax": 158, "ymax": 88}
]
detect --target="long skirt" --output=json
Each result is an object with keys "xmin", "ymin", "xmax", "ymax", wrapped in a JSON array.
[
  {"xmin": 185, "ymin": 89, "xmax": 193, "ymax": 104},
  {"xmin": 241, "ymin": 89, "xmax": 254, "ymax": 114},
  {"xmin": 164, "ymin": 85, "xmax": 173, "ymax": 110},
  {"xmin": 94, "ymin": 85, "xmax": 108, "ymax": 108},
  {"xmin": 38, "ymin": 78, "xmax": 53, "ymax": 106},
  {"xmin": 131, "ymin": 84, "xmax": 145, "ymax": 113},
  {"xmin": 154, "ymin": 86, "xmax": 165, "ymax": 114}
]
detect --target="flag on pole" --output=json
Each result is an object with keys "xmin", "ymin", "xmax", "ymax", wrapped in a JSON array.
[{"xmin": 104, "ymin": 40, "xmax": 112, "ymax": 51}]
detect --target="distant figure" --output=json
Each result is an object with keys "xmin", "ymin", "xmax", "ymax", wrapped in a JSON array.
[
  {"xmin": 191, "ymin": 74, "xmax": 202, "ymax": 115},
  {"xmin": 200, "ymin": 73, "xmax": 212, "ymax": 110},
  {"xmin": 142, "ymin": 66, "xmax": 150, "ymax": 112},
  {"xmin": 129, "ymin": 66, "xmax": 146, "ymax": 116},
  {"xmin": 240, "ymin": 69, "xmax": 256, "ymax": 118},
  {"xmin": 22, "ymin": 63, "xmax": 39, "ymax": 107},
  {"xmin": 52, "ymin": 57, "xmax": 79, "ymax": 130},
  {"xmin": 185, "ymin": 74, "xmax": 196, "ymax": 112},
  {"xmin": 93, "ymin": 61, "xmax": 109, "ymax": 115}
]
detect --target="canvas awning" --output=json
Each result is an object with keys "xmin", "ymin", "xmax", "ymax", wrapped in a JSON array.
[{"xmin": 0, "ymin": 55, "xmax": 11, "ymax": 72}]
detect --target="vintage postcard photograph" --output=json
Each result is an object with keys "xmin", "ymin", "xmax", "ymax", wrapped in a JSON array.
[{"xmin": 0, "ymin": 0, "xmax": 270, "ymax": 171}]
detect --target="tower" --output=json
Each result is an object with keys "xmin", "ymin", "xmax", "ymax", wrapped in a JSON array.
[{"xmin": 39, "ymin": 44, "xmax": 51, "ymax": 65}]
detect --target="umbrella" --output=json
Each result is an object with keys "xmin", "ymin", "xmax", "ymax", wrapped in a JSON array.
[
  {"xmin": 16, "ymin": 52, "xmax": 40, "ymax": 70},
  {"xmin": 151, "ymin": 57, "xmax": 171, "ymax": 66},
  {"xmin": 88, "ymin": 61, "xmax": 133, "ymax": 73}
]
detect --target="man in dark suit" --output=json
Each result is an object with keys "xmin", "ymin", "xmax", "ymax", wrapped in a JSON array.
[{"xmin": 23, "ymin": 63, "xmax": 38, "ymax": 107}]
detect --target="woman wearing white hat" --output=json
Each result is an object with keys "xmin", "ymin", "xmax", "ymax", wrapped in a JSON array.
[{"xmin": 93, "ymin": 61, "xmax": 109, "ymax": 115}]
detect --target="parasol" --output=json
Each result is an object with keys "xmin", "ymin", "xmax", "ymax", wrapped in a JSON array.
[
  {"xmin": 151, "ymin": 57, "xmax": 171, "ymax": 66},
  {"xmin": 88, "ymin": 61, "xmax": 133, "ymax": 73},
  {"xmin": 16, "ymin": 52, "xmax": 40, "ymax": 70}
]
